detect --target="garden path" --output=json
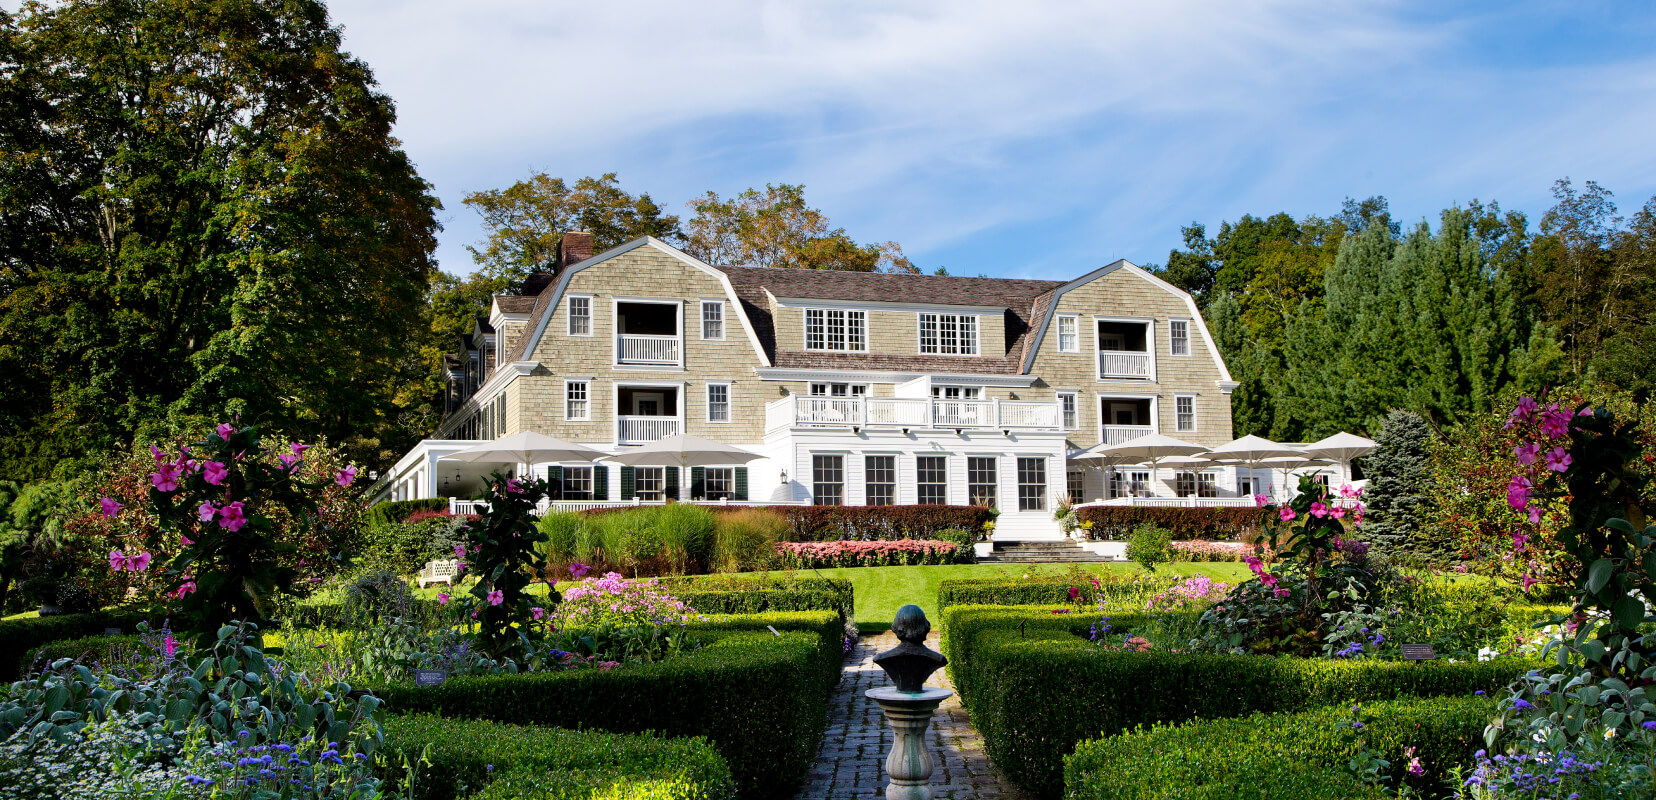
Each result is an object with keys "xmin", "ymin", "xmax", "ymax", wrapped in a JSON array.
[{"xmin": 796, "ymin": 631, "xmax": 1032, "ymax": 800}]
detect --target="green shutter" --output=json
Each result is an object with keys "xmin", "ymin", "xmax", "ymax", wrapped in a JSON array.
[
  {"xmin": 621, "ymin": 466, "xmax": 635, "ymax": 501},
  {"xmin": 690, "ymin": 466, "xmax": 706, "ymax": 500},
  {"xmin": 547, "ymin": 465, "xmax": 563, "ymax": 500},
  {"xmin": 594, "ymin": 465, "xmax": 609, "ymax": 500},
  {"xmin": 734, "ymin": 467, "xmax": 748, "ymax": 501},
  {"xmin": 665, "ymin": 466, "xmax": 680, "ymax": 501}
]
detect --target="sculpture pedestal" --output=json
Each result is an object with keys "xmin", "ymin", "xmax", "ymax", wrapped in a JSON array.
[{"xmin": 866, "ymin": 686, "xmax": 953, "ymax": 800}]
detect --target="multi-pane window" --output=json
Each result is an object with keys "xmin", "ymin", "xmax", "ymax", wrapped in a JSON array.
[
  {"xmin": 704, "ymin": 467, "xmax": 734, "ymax": 500},
  {"xmin": 813, "ymin": 455, "xmax": 845, "ymax": 505},
  {"xmin": 1112, "ymin": 470, "xmax": 1151, "ymax": 498},
  {"xmin": 635, "ymin": 467, "xmax": 665, "ymax": 501},
  {"xmin": 1067, "ymin": 471, "xmax": 1086, "ymax": 505},
  {"xmin": 930, "ymin": 385, "xmax": 982, "ymax": 399},
  {"xmin": 701, "ymin": 301, "xmax": 725, "ymax": 340},
  {"xmin": 568, "ymin": 296, "xmax": 592, "ymax": 336},
  {"xmin": 967, "ymin": 457, "xmax": 997, "ymax": 507},
  {"xmin": 864, "ymin": 455, "xmax": 896, "ymax": 506},
  {"xmin": 919, "ymin": 313, "xmax": 979, "ymax": 355},
  {"xmin": 1176, "ymin": 395, "xmax": 1196, "ymax": 432},
  {"xmin": 1175, "ymin": 471, "xmax": 1219, "ymax": 498},
  {"xmin": 809, "ymin": 382, "xmax": 868, "ymax": 397},
  {"xmin": 916, "ymin": 456, "xmax": 948, "ymax": 505},
  {"xmin": 1058, "ymin": 392, "xmax": 1078, "ymax": 429},
  {"xmin": 565, "ymin": 380, "xmax": 589, "ymax": 421},
  {"xmin": 1175, "ymin": 472, "xmax": 1197, "ymax": 497},
  {"xmin": 1130, "ymin": 471, "xmax": 1151, "ymax": 498},
  {"xmin": 1199, "ymin": 472, "xmax": 1218, "ymax": 497},
  {"xmin": 1058, "ymin": 316, "xmax": 1079, "ymax": 352},
  {"xmin": 1170, "ymin": 319, "xmax": 1190, "ymax": 356},
  {"xmin": 563, "ymin": 466, "xmax": 594, "ymax": 500},
  {"xmin": 804, "ymin": 308, "xmax": 867, "ymax": 351},
  {"xmin": 496, "ymin": 395, "xmax": 507, "ymax": 436},
  {"xmin": 1017, "ymin": 457, "xmax": 1047, "ymax": 511},
  {"xmin": 707, "ymin": 384, "xmax": 730, "ymax": 422}
]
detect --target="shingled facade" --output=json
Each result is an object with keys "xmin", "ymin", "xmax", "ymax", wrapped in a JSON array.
[{"xmin": 378, "ymin": 235, "xmax": 1241, "ymax": 539}]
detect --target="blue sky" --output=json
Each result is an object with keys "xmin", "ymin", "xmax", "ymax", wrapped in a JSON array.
[{"xmin": 318, "ymin": 1, "xmax": 1656, "ymax": 279}]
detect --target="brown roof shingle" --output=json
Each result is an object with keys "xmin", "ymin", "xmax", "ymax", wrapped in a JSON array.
[{"xmin": 494, "ymin": 295, "xmax": 538, "ymax": 315}]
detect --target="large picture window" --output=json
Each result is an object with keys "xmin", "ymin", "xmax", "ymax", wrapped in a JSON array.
[
  {"xmin": 1017, "ymin": 457, "xmax": 1047, "ymax": 511},
  {"xmin": 865, "ymin": 455, "xmax": 896, "ymax": 506},
  {"xmin": 967, "ymin": 457, "xmax": 997, "ymax": 507},
  {"xmin": 804, "ymin": 308, "xmax": 867, "ymax": 351},
  {"xmin": 916, "ymin": 455, "xmax": 948, "ymax": 505},
  {"xmin": 635, "ymin": 467, "xmax": 665, "ymax": 502},
  {"xmin": 919, "ymin": 313, "xmax": 979, "ymax": 355},
  {"xmin": 813, "ymin": 455, "xmax": 845, "ymax": 505}
]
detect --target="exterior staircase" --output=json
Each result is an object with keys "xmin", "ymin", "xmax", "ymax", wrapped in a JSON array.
[{"xmin": 978, "ymin": 539, "xmax": 1115, "ymax": 563}]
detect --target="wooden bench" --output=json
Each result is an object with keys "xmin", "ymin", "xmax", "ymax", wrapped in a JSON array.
[{"xmin": 417, "ymin": 559, "xmax": 461, "ymax": 588}]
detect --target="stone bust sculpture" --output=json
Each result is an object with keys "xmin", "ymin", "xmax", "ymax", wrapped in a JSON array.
[{"xmin": 874, "ymin": 604, "xmax": 948, "ymax": 693}]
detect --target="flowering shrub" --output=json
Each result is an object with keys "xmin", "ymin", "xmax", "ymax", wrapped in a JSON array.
[
  {"xmin": 773, "ymin": 539, "xmax": 961, "ymax": 569},
  {"xmin": 1145, "ymin": 575, "xmax": 1232, "ymax": 611},
  {"xmin": 1074, "ymin": 505, "xmax": 1267, "ymax": 541},
  {"xmin": 1170, "ymin": 540, "xmax": 1269, "ymax": 562},
  {"xmin": 776, "ymin": 504, "xmax": 994, "ymax": 541},
  {"xmin": 452, "ymin": 474, "xmax": 556, "ymax": 660},
  {"xmin": 558, "ymin": 572, "xmax": 698, "ymax": 627},
  {"xmin": 1454, "ymin": 725, "xmax": 1656, "ymax": 799}
]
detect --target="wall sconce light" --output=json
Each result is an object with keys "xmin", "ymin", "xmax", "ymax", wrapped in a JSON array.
[{"xmin": 779, "ymin": 469, "xmax": 789, "ymax": 484}]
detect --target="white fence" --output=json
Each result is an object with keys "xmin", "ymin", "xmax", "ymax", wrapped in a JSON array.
[
  {"xmin": 776, "ymin": 395, "xmax": 1063, "ymax": 431},
  {"xmin": 1101, "ymin": 425, "xmax": 1155, "ymax": 445},
  {"xmin": 616, "ymin": 334, "xmax": 679, "ymax": 365},
  {"xmin": 617, "ymin": 416, "xmax": 679, "ymax": 444},
  {"xmin": 1098, "ymin": 352, "xmax": 1152, "ymax": 379}
]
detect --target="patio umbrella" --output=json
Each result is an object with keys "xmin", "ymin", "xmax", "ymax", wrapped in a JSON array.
[
  {"xmin": 441, "ymin": 431, "xmax": 607, "ymax": 465},
  {"xmin": 1088, "ymin": 434, "xmax": 1209, "ymax": 498},
  {"xmin": 1301, "ymin": 432, "xmax": 1377, "ymax": 485},
  {"xmin": 1200, "ymin": 435, "xmax": 1307, "ymax": 501},
  {"xmin": 1244, "ymin": 455, "xmax": 1335, "ymax": 500},
  {"xmin": 600, "ymin": 434, "xmax": 762, "ymax": 468}
]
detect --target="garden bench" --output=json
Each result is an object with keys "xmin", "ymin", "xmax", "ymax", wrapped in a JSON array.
[{"xmin": 417, "ymin": 559, "xmax": 461, "ymax": 588}]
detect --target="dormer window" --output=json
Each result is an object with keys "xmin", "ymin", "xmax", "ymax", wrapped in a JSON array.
[
  {"xmin": 919, "ymin": 313, "xmax": 978, "ymax": 356},
  {"xmin": 804, "ymin": 308, "xmax": 866, "ymax": 352}
]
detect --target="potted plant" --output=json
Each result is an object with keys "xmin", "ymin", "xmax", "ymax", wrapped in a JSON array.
[{"xmin": 26, "ymin": 576, "xmax": 62, "ymax": 616}]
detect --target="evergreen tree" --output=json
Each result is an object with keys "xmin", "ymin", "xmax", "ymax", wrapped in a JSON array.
[
  {"xmin": 1362, "ymin": 409, "xmax": 1436, "ymax": 561},
  {"xmin": 1204, "ymin": 292, "xmax": 1278, "ymax": 437}
]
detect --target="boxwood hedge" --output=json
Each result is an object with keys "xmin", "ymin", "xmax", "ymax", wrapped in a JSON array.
[
  {"xmin": 381, "ymin": 714, "xmax": 736, "ymax": 800},
  {"xmin": 0, "ymin": 610, "xmax": 150, "ymax": 681},
  {"xmin": 942, "ymin": 605, "xmax": 1533, "ymax": 799},
  {"xmin": 1065, "ymin": 696, "xmax": 1495, "ymax": 800},
  {"xmin": 376, "ymin": 615, "xmax": 838, "ymax": 798},
  {"xmin": 937, "ymin": 574, "xmax": 1161, "ymax": 615}
]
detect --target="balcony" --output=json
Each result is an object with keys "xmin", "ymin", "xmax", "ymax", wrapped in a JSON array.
[
  {"xmin": 617, "ymin": 334, "xmax": 680, "ymax": 366},
  {"xmin": 772, "ymin": 396, "xmax": 1061, "ymax": 431},
  {"xmin": 1098, "ymin": 352, "xmax": 1151, "ymax": 379},
  {"xmin": 618, "ymin": 416, "xmax": 679, "ymax": 444},
  {"xmin": 1101, "ymin": 424, "xmax": 1155, "ymax": 446}
]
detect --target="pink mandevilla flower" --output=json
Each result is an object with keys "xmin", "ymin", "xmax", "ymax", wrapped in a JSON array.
[
  {"xmin": 1337, "ymin": 484, "xmax": 1359, "ymax": 499},
  {"xmin": 128, "ymin": 552, "xmax": 152, "ymax": 572},
  {"xmin": 215, "ymin": 423, "xmax": 235, "ymax": 440},
  {"xmin": 1309, "ymin": 502, "xmax": 1329, "ymax": 519},
  {"xmin": 150, "ymin": 444, "xmax": 169, "ymax": 464},
  {"xmin": 1513, "ymin": 443, "xmax": 1540, "ymax": 465},
  {"xmin": 336, "ymin": 465, "xmax": 358, "ymax": 487},
  {"xmin": 1278, "ymin": 506, "xmax": 1297, "ymax": 522},
  {"xmin": 1253, "ymin": 493, "xmax": 1269, "ymax": 508},
  {"xmin": 171, "ymin": 581, "xmax": 197, "ymax": 599},
  {"xmin": 531, "ymin": 607, "xmax": 545, "ymax": 620},
  {"xmin": 1526, "ymin": 505, "xmax": 1544, "ymax": 524},
  {"xmin": 569, "ymin": 562, "xmax": 591, "ymax": 579},
  {"xmin": 197, "ymin": 501, "xmax": 218, "ymax": 522},
  {"xmin": 1539, "ymin": 406, "xmax": 1572, "ymax": 439},
  {"xmin": 437, "ymin": 592, "xmax": 450, "ymax": 605},
  {"xmin": 1506, "ymin": 475, "xmax": 1532, "ymax": 511},
  {"xmin": 1544, "ymin": 447, "xmax": 1571, "ymax": 473},
  {"xmin": 278, "ymin": 452, "xmax": 300, "ymax": 471},
  {"xmin": 99, "ymin": 497, "xmax": 122, "ymax": 519},
  {"xmin": 1507, "ymin": 396, "xmax": 1539, "ymax": 428},
  {"xmin": 109, "ymin": 550, "xmax": 129, "ymax": 571},
  {"xmin": 217, "ymin": 501, "xmax": 248, "ymax": 532},
  {"xmin": 201, "ymin": 461, "xmax": 228, "ymax": 486},
  {"xmin": 505, "ymin": 479, "xmax": 524, "ymax": 494},
  {"xmin": 487, "ymin": 589, "xmax": 504, "ymax": 606},
  {"xmin": 1330, "ymin": 505, "xmax": 1348, "ymax": 520},
  {"xmin": 150, "ymin": 464, "xmax": 182, "ymax": 492},
  {"xmin": 290, "ymin": 442, "xmax": 311, "ymax": 456}
]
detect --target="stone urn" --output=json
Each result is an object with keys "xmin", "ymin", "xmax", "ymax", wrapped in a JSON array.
[{"xmin": 867, "ymin": 604, "xmax": 952, "ymax": 800}]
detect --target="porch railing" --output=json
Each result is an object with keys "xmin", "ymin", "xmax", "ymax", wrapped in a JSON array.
[
  {"xmin": 1098, "ymin": 351, "xmax": 1152, "ymax": 379},
  {"xmin": 781, "ymin": 396, "xmax": 1065, "ymax": 431},
  {"xmin": 616, "ymin": 334, "xmax": 680, "ymax": 365},
  {"xmin": 1101, "ymin": 424, "xmax": 1155, "ymax": 445},
  {"xmin": 617, "ymin": 416, "xmax": 679, "ymax": 444}
]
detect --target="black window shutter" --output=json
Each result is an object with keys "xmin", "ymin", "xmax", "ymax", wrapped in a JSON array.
[
  {"xmin": 734, "ymin": 467, "xmax": 748, "ymax": 501},
  {"xmin": 690, "ymin": 466, "xmax": 706, "ymax": 500},
  {"xmin": 621, "ymin": 466, "xmax": 635, "ymax": 501},
  {"xmin": 547, "ymin": 465, "xmax": 563, "ymax": 500},
  {"xmin": 665, "ymin": 466, "xmax": 680, "ymax": 500},
  {"xmin": 594, "ymin": 465, "xmax": 609, "ymax": 500}
]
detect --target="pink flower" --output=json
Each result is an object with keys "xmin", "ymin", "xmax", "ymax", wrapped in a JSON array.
[
  {"xmin": 150, "ymin": 464, "xmax": 182, "ymax": 492},
  {"xmin": 337, "ymin": 465, "xmax": 358, "ymax": 487},
  {"xmin": 163, "ymin": 632, "xmax": 177, "ymax": 658},
  {"xmin": 487, "ymin": 589, "xmax": 504, "ymax": 606},
  {"xmin": 150, "ymin": 444, "xmax": 169, "ymax": 464},
  {"xmin": 202, "ymin": 461, "xmax": 228, "ymax": 486},
  {"xmin": 198, "ymin": 501, "xmax": 218, "ymax": 523},
  {"xmin": 1506, "ymin": 475, "xmax": 1532, "ymax": 511},
  {"xmin": 599, "ymin": 661, "xmax": 620, "ymax": 671},
  {"xmin": 454, "ymin": 544, "xmax": 467, "ymax": 558},
  {"xmin": 1506, "ymin": 396, "xmax": 1539, "ymax": 428},
  {"xmin": 1521, "ymin": 572, "xmax": 1539, "ymax": 593},
  {"xmin": 290, "ymin": 442, "xmax": 311, "ymax": 457},
  {"xmin": 180, "ymin": 532, "xmax": 193, "ymax": 546},
  {"xmin": 1544, "ymin": 447, "xmax": 1571, "ymax": 473},
  {"xmin": 1404, "ymin": 747, "xmax": 1424, "ymax": 777},
  {"xmin": 128, "ymin": 552, "xmax": 152, "ymax": 572},
  {"xmin": 1273, "ymin": 587, "xmax": 1291, "ymax": 599},
  {"xmin": 1540, "ymin": 406, "xmax": 1572, "ymax": 439},
  {"xmin": 1331, "ymin": 505, "xmax": 1348, "ymax": 520},
  {"xmin": 216, "ymin": 422, "xmax": 236, "ymax": 440},
  {"xmin": 1511, "ymin": 532, "xmax": 1530, "ymax": 551},
  {"xmin": 99, "ymin": 497, "xmax": 122, "ymax": 519},
  {"xmin": 437, "ymin": 592, "xmax": 450, "ymax": 605},
  {"xmin": 1278, "ymin": 506, "xmax": 1297, "ymax": 522},
  {"xmin": 1309, "ymin": 502, "xmax": 1329, "ymax": 518},
  {"xmin": 109, "ymin": 550, "xmax": 129, "ymax": 571},
  {"xmin": 217, "ymin": 501, "xmax": 248, "ymax": 532},
  {"xmin": 505, "ymin": 479, "xmax": 524, "ymax": 494},
  {"xmin": 1253, "ymin": 493, "xmax": 1269, "ymax": 507},
  {"xmin": 1513, "ymin": 443, "xmax": 1540, "ymax": 465},
  {"xmin": 569, "ymin": 562, "xmax": 591, "ymax": 579},
  {"xmin": 278, "ymin": 452, "xmax": 300, "ymax": 471},
  {"xmin": 171, "ymin": 581, "xmax": 197, "ymax": 599},
  {"xmin": 1351, "ymin": 503, "xmax": 1365, "ymax": 525},
  {"xmin": 1526, "ymin": 505, "xmax": 1544, "ymax": 524},
  {"xmin": 531, "ymin": 607, "xmax": 545, "ymax": 620},
  {"xmin": 1337, "ymin": 484, "xmax": 1360, "ymax": 499}
]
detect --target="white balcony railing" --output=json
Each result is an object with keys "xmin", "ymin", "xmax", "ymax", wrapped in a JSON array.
[
  {"xmin": 997, "ymin": 401, "xmax": 1060, "ymax": 428},
  {"xmin": 933, "ymin": 400, "xmax": 991, "ymax": 427},
  {"xmin": 1101, "ymin": 424, "xmax": 1155, "ymax": 445},
  {"xmin": 867, "ymin": 398, "xmax": 930, "ymax": 426},
  {"xmin": 616, "ymin": 334, "xmax": 680, "ymax": 365},
  {"xmin": 1099, "ymin": 351, "xmax": 1152, "ymax": 379},
  {"xmin": 797, "ymin": 397, "xmax": 862, "ymax": 424},
  {"xmin": 780, "ymin": 397, "xmax": 1064, "ymax": 431},
  {"xmin": 617, "ymin": 416, "xmax": 679, "ymax": 444}
]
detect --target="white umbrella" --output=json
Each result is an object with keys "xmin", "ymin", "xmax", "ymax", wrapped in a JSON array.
[
  {"xmin": 1200, "ymin": 435, "xmax": 1308, "ymax": 501},
  {"xmin": 1241, "ymin": 454, "xmax": 1335, "ymax": 500},
  {"xmin": 1088, "ymin": 434, "xmax": 1209, "ymax": 499},
  {"xmin": 441, "ymin": 431, "xmax": 607, "ymax": 464},
  {"xmin": 600, "ymin": 434, "xmax": 761, "ymax": 468},
  {"xmin": 1301, "ymin": 432, "xmax": 1377, "ymax": 485}
]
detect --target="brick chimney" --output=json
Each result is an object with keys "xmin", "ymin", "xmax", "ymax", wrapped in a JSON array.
[{"xmin": 557, "ymin": 231, "xmax": 594, "ymax": 269}]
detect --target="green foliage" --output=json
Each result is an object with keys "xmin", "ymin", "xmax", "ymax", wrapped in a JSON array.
[
  {"xmin": 936, "ymin": 571, "xmax": 1174, "ymax": 614},
  {"xmin": 775, "ymin": 504, "xmax": 995, "ymax": 541},
  {"xmin": 457, "ymin": 474, "xmax": 556, "ymax": 660},
  {"xmin": 941, "ymin": 604, "xmax": 1529, "ymax": 798},
  {"xmin": 0, "ymin": 0, "xmax": 442, "ymax": 481},
  {"xmin": 375, "ymin": 627, "xmax": 832, "ymax": 799},
  {"xmin": 710, "ymin": 508, "xmax": 789, "ymax": 573},
  {"xmin": 364, "ymin": 498, "xmax": 451, "ymax": 529},
  {"xmin": 1065, "ymin": 697, "xmax": 1495, "ymax": 800},
  {"xmin": 1125, "ymin": 524, "xmax": 1172, "ymax": 572},
  {"xmin": 1363, "ymin": 409, "xmax": 1438, "ymax": 560},
  {"xmin": 0, "ymin": 610, "xmax": 148, "ymax": 681},
  {"xmin": 681, "ymin": 183, "xmax": 911, "ymax": 272},
  {"xmin": 539, "ymin": 504, "xmax": 720, "ymax": 576},
  {"xmin": 1073, "ymin": 506, "xmax": 1266, "ymax": 541},
  {"xmin": 663, "ymin": 575, "xmax": 855, "ymax": 646},
  {"xmin": 381, "ymin": 714, "xmax": 736, "ymax": 800}
]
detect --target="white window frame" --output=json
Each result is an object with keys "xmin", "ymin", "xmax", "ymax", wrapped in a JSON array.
[
  {"xmin": 634, "ymin": 466, "xmax": 666, "ymax": 502},
  {"xmin": 812, "ymin": 454, "xmax": 846, "ymax": 506},
  {"xmin": 1175, "ymin": 393, "xmax": 1197, "ymax": 433},
  {"xmin": 562, "ymin": 465, "xmax": 594, "ymax": 500},
  {"xmin": 1057, "ymin": 390, "xmax": 1079, "ymax": 430},
  {"xmin": 809, "ymin": 382, "xmax": 869, "ymax": 397},
  {"xmin": 915, "ymin": 454, "xmax": 949, "ymax": 505},
  {"xmin": 966, "ymin": 456, "xmax": 998, "ymax": 508},
  {"xmin": 703, "ymin": 466, "xmax": 734, "ymax": 500},
  {"xmin": 1057, "ymin": 315, "xmax": 1079, "ymax": 353},
  {"xmin": 863, "ymin": 454, "xmax": 897, "ymax": 506},
  {"xmin": 564, "ymin": 379, "xmax": 591, "ymax": 421},
  {"xmin": 706, "ymin": 382, "xmax": 731, "ymax": 423},
  {"xmin": 1169, "ymin": 318, "xmax": 1191, "ymax": 357},
  {"xmin": 1092, "ymin": 316, "xmax": 1157, "ymax": 383},
  {"xmin": 700, "ymin": 300, "xmax": 725, "ymax": 341},
  {"xmin": 918, "ymin": 312, "xmax": 980, "ymax": 356},
  {"xmin": 930, "ymin": 385, "xmax": 983, "ymax": 400},
  {"xmin": 567, "ymin": 294, "xmax": 593, "ymax": 337},
  {"xmin": 804, "ymin": 308, "xmax": 868, "ymax": 352},
  {"xmin": 1016, "ymin": 456, "xmax": 1048, "ymax": 512}
]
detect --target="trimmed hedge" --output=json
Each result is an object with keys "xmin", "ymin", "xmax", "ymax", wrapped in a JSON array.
[
  {"xmin": 21, "ymin": 633, "xmax": 146, "ymax": 675},
  {"xmin": 937, "ymin": 574, "xmax": 1154, "ymax": 614},
  {"xmin": 364, "ymin": 498, "xmax": 450, "ymax": 529},
  {"xmin": 1065, "ymin": 696, "xmax": 1495, "ymax": 800},
  {"xmin": 381, "ymin": 714, "xmax": 736, "ymax": 800},
  {"xmin": 375, "ymin": 627, "xmax": 832, "ymax": 799},
  {"xmin": 688, "ymin": 610, "xmax": 844, "ymax": 688},
  {"xmin": 942, "ymin": 605, "xmax": 1533, "ymax": 799},
  {"xmin": 1075, "ymin": 506, "xmax": 1265, "ymax": 541},
  {"xmin": 778, "ymin": 504, "xmax": 994, "ymax": 541},
  {"xmin": 0, "ymin": 610, "xmax": 149, "ymax": 681},
  {"xmin": 661, "ymin": 575, "xmax": 855, "ymax": 632}
]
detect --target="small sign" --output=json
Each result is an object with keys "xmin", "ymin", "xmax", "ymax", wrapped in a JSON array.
[
  {"xmin": 103, "ymin": 627, "xmax": 123, "ymax": 637},
  {"xmin": 766, "ymin": 625, "xmax": 781, "ymax": 637},
  {"xmin": 1401, "ymin": 644, "xmax": 1436, "ymax": 661},
  {"xmin": 413, "ymin": 669, "xmax": 448, "ymax": 686}
]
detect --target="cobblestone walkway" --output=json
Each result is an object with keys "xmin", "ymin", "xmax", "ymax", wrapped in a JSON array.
[{"xmin": 795, "ymin": 632, "xmax": 1033, "ymax": 800}]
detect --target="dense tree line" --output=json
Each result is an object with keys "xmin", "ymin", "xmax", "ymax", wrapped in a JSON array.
[{"xmin": 1157, "ymin": 182, "xmax": 1655, "ymax": 440}]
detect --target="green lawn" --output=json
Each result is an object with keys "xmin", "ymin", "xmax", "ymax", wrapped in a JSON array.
[{"xmin": 753, "ymin": 562, "xmax": 1255, "ymax": 628}]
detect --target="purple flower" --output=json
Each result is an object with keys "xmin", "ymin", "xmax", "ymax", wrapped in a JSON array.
[
  {"xmin": 1506, "ymin": 475, "xmax": 1532, "ymax": 511},
  {"xmin": 216, "ymin": 422, "xmax": 236, "ymax": 440},
  {"xmin": 1512, "ymin": 698, "xmax": 1534, "ymax": 710},
  {"xmin": 1513, "ymin": 442, "xmax": 1541, "ymax": 465},
  {"xmin": 1540, "ymin": 406, "xmax": 1572, "ymax": 438},
  {"xmin": 1507, "ymin": 396, "xmax": 1539, "ymax": 428},
  {"xmin": 218, "ymin": 501, "xmax": 248, "ymax": 532},
  {"xmin": 1544, "ymin": 447, "xmax": 1571, "ymax": 473},
  {"xmin": 150, "ymin": 463, "xmax": 182, "ymax": 492},
  {"xmin": 99, "ymin": 496, "xmax": 122, "ymax": 519},
  {"xmin": 487, "ymin": 589, "xmax": 504, "ymax": 606},
  {"xmin": 336, "ymin": 465, "xmax": 358, "ymax": 487},
  {"xmin": 202, "ymin": 461, "xmax": 229, "ymax": 486},
  {"xmin": 198, "ymin": 501, "xmax": 219, "ymax": 523},
  {"xmin": 569, "ymin": 562, "xmax": 591, "ymax": 579}
]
